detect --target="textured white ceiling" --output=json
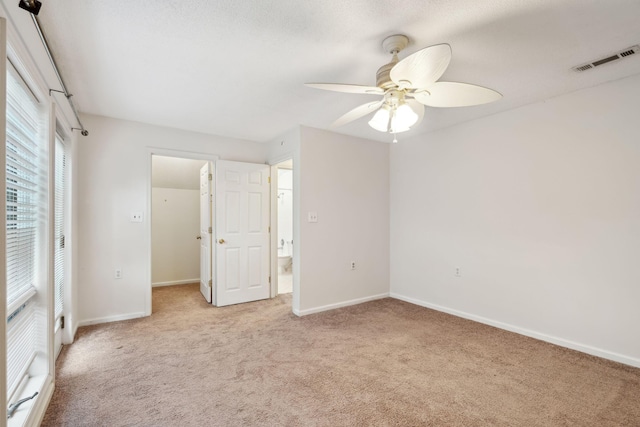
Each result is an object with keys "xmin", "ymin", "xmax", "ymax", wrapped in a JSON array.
[{"xmin": 37, "ymin": 0, "xmax": 640, "ymax": 143}]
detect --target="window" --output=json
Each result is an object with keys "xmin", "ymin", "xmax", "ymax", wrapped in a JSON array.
[{"xmin": 5, "ymin": 62, "xmax": 42, "ymax": 402}]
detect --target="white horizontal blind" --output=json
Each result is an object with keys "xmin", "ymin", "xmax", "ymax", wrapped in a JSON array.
[
  {"xmin": 6, "ymin": 65, "xmax": 39, "ymax": 309},
  {"xmin": 6, "ymin": 303, "xmax": 36, "ymax": 396},
  {"xmin": 54, "ymin": 136, "xmax": 65, "ymax": 319},
  {"xmin": 5, "ymin": 64, "xmax": 40, "ymax": 399}
]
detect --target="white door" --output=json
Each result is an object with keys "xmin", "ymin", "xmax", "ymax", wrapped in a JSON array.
[
  {"xmin": 216, "ymin": 160, "xmax": 270, "ymax": 307},
  {"xmin": 199, "ymin": 162, "xmax": 213, "ymax": 303}
]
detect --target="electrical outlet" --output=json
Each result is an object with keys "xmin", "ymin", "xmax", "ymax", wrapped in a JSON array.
[
  {"xmin": 455, "ymin": 267, "xmax": 461, "ymax": 277},
  {"xmin": 115, "ymin": 269, "xmax": 122, "ymax": 279},
  {"xmin": 350, "ymin": 261, "xmax": 356, "ymax": 270},
  {"xmin": 130, "ymin": 212, "xmax": 143, "ymax": 222},
  {"xmin": 307, "ymin": 212, "xmax": 318, "ymax": 223}
]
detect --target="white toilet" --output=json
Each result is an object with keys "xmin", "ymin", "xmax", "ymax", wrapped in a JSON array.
[
  {"xmin": 277, "ymin": 241, "xmax": 292, "ymax": 273},
  {"xmin": 278, "ymin": 251, "xmax": 292, "ymax": 273}
]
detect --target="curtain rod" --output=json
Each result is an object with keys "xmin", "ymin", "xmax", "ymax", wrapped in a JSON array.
[{"xmin": 30, "ymin": 14, "xmax": 88, "ymax": 136}]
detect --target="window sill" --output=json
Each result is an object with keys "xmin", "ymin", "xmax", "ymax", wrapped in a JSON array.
[{"xmin": 7, "ymin": 374, "xmax": 52, "ymax": 427}]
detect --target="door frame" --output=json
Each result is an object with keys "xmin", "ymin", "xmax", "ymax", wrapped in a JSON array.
[
  {"xmin": 269, "ymin": 155, "xmax": 297, "ymax": 305},
  {"xmin": 146, "ymin": 148, "xmax": 219, "ymax": 316},
  {"xmin": 269, "ymin": 164, "xmax": 278, "ymax": 298},
  {"xmin": 53, "ymin": 127, "xmax": 73, "ymax": 358},
  {"xmin": 199, "ymin": 161, "xmax": 214, "ymax": 304}
]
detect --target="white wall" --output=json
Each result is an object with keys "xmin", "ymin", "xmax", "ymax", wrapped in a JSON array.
[
  {"xmin": 297, "ymin": 127, "xmax": 390, "ymax": 314},
  {"xmin": 151, "ymin": 188, "xmax": 200, "ymax": 285},
  {"xmin": 390, "ymin": 74, "xmax": 640, "ymax": 367},
  {"xmin": 152, "ymin": 156, "xmax": 205, "ymax": 189},
  {"xmin": 76, "ymin": 114, "xmax": 267, "ymax": 325},
  {"xmin": 151, "ymin": 156, "xmax": 204, "ymax": 286}
]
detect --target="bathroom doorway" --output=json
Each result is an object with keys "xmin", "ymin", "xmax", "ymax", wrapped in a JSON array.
[{"xmin": 275, "ymin": 159, "xmax": 293, "ymax": 295}]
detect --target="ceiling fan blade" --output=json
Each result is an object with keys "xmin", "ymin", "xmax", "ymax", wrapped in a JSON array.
[
  {"xmin": 305, "ymin": 83, "xmax": 384, "ymax": 95},
  {"xmin": 413, "ymin": 82, "xmax": 502, "ymax": 107},
  {"xmin": 331, "ymin": 100, "xmax": 384, "ymax": 128},
  {"xmin": 390, "ymin": 44, "xmax": 451, "ymax": 90}
]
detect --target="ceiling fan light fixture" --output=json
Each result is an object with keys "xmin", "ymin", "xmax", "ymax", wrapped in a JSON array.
[
  {"xmin": 391, "ymin": 103, "xmax": 418, "ymax": 133},
  {"xmin": 368, "ymin": 107, "xmax": 391, "ymax": 132},
  {"xmin": 307, "ymin": 34, "xmax": 501, "ymax": 137},
  {"xmin": 368, "ymin": 101, "xmax": 418, "ymax": 134}
]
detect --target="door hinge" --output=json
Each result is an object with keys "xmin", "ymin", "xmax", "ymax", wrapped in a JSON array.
[
  {"xmin": 60, "ymin": 234, "xmax": 65, "ymax": 249},
  {"xmin": 60, "ymin": 316, "xmax": 65, "ymax": 329},
  {"xmin": 268, "ymin": 176, "xmax": 271, "ymax": 184},
  {"xmin": 208, "ymin": 279, "xmax": 212, "ymax": 287},
  {"xmin": 208, "ymin": 227, "xmax": 212, "ymax": 234},
  {"xmin": 269, "ymin": 276, "xmax": 271, "ymax": 284},
  {"xmin": 208, "ymin": 173, "xmax": 213, "ymax": 181},
  {"xmin": 268, "ymin": 226, "xmax": 270, "ymax": 233}
]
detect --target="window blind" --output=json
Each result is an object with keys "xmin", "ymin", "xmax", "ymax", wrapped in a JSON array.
[
  {"xmin": 54, "ymin": 136, "xmax": 65, "ymax": 319},
  {"xmin": 5, "ymin": 63, "xmax": 41, "ymax": 400}
]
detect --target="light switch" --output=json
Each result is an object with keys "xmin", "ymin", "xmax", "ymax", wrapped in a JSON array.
[
  {"xmin": 307, "ymin": 211, "xmax": 318, "ymax": 223},
  {"xmin": 130, "ymin": 212, "xmax": 143, "ymax": 222}
]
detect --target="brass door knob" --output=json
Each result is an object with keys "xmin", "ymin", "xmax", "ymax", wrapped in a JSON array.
[{"xmin": 218, "ymin": 239, "xmax": 225, "ymax": 244}]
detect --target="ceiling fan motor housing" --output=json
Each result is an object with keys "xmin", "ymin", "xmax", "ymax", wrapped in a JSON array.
[
  {"xmin": 376, "ymin": 61, "xmax": 397, "ymax": 89},
  {"xmin": 384, "ymin": 89, "xmax": 405, "ymax": 107},
  {"xmin": 376, "ymin": 34, "xmax": 410, "ymax": 89}
]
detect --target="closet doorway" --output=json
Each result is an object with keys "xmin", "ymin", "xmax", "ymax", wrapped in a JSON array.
[{"xmin": 151, "ymin": 155, "xmax": 211, "ymax": 302}]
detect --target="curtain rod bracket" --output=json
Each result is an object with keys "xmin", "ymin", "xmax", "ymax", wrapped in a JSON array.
[
  {"xmin": 18, "ymin": 0, "xmax": 41, "ymax": 15},
  {"xmin": 71, "ymin": 128, "xmax": 89, "ymax": 137},
  {"xmin": 50, "ymin": 89, "xmax": 74, "ymax": 100}
]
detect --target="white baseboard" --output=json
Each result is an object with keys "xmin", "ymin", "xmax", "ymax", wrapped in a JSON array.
[
  {"xmin": 294, "ymin": 293, "xmax": 389, "ymax": 317},
  {"xmin": 390, "ymin": 292, "xmax": 640, "ymax": 369},
  {"xmin": 77, "ymin": 311, "xmax": 147, "ymax": 327},
  {"xmin": 152, "ymin": 278, "xmax": 199, "ymax": 287},
  {"xmin": 71, "ymin": 323, "xmax": 78, "ymax": 343}
]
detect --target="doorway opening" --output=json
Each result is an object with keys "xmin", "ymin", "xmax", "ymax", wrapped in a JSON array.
[
  {"xmin": 151, "ymin": 155, "xmax": 210, "ymax": 308},
  {"xmin": 148, "ymin": 151, "xmax": 282, "ymax": 313},
  {"xmin": 275, "ymin": 159, "xmax": 293, "ymax": 295}
]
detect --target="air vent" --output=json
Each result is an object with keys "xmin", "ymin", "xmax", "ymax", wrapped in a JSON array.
[
  {"xmin": 572, "ymin": 45, "xmax": 639, "ymax": 72},
  {"xmin": 575, "ymin": 64, "xmax": 593, "ymax": 72}
]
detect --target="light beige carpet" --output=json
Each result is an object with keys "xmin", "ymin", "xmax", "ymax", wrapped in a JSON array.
[{"xmin": 42, "ymin": 284, "xmax": 640, "ymax": 426}]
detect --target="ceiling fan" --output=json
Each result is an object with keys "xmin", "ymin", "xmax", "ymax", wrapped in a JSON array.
[{"xmin": 306, "ymin": 35, "xmax": 502, "ymax": 141}]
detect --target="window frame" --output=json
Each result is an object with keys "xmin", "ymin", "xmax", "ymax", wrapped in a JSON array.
[
  {"xmin": 5, "ymin": 59, "xmax": 46, "ymax": 403},
  {"xmin": 3, "ymin": 13, "xmax": 61, "ymax": 425},
  {"xmin": 2, "ymin": 7, "xmax": 78, "ymax": 423}
]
